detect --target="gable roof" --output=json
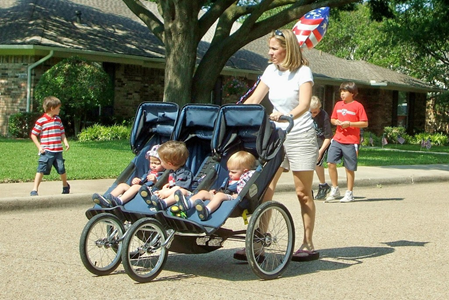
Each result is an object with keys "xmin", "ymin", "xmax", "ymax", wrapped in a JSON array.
[{"xmin": 0, "ymin": 0, "xmax": 436, "ymax": 92}]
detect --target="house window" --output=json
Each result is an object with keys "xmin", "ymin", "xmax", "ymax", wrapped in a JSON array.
[{"xmin": 397, "ymin": 91, "xmax": 408, "ymax": 128}]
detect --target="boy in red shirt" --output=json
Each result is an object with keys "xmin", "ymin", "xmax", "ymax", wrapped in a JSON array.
[
  {"xmin": 325, "ymin": 82, "xmax": 368, "ymax": 203},
  {"xmin": 30, "ymin": 96, "xmax": 70, "ymax": 196}
]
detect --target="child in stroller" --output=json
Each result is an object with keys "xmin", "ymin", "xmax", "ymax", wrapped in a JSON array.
[
  {"xmin": 92, "ymin": 144, "xmax": 165, "ymax": 208},
  {"xmin": 171, "ymin": 150, "xmax": 257, "ymax": 220},
  {"xmin": 139, "ymin": 140, "xmax": 194, "ymax": 211}
]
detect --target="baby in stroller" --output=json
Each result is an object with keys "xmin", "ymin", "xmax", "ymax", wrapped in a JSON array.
[
  {"xmin": 139, "ymin": 140, "xmax": 194, "ymax": 211},
  {"xmin": 172, "ymin": 150, "xmax": 257, "ymax": 220},
  {"xmin": 92, "ymin": 144, "xmax": 165, "ymax": 208}
]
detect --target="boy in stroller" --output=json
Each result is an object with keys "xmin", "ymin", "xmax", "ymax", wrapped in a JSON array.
[
  {"xmin": 172, "ymin": 150, "xmax": 257, "ymax": 220},
  {"xmin": 92, "ymin": 144, "xmax": 165, "ymax": 208},
  {"xmin": 140, "ymin": 140, "xmax": 193, "ymax": 211}
]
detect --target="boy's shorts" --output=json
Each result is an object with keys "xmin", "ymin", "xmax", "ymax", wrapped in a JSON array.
[
  {"xmin": 327, "ymin": 140, "xmax": 359, "ymax": 171},
  {"xmin": 36, "ymin": 151, "xmax": 66, "ymax": 175}
]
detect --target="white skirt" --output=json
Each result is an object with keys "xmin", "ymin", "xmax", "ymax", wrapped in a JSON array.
[{"xmin": 281, "ymin": 127, "xmax": 318, "ymax": 171}]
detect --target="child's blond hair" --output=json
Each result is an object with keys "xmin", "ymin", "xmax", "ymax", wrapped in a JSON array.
[
  {"xmin": 310, "ymin": 96, "xmax": 322, "ymax": 110},
  {"xmin": 227, "ymin": 151, "xmax": 257, "ymax": 171},
  {"xmin": 42, "ymin": 96, "xmax": 61, "ymax": 112}
]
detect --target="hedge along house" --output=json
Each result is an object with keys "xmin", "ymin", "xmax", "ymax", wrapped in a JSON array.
[{"xmin": 0, "ymin": 0, "xmax": 438, "ymax": 137}]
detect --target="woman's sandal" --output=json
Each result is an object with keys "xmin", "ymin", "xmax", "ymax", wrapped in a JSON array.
[{"xmin": 291, "ymin": 248, "xmax": 320, "ymax": 262}]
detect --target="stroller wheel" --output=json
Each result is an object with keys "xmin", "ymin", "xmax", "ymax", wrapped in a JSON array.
[
  {"xmin": 79, "ymin": 213, "xmax": 125, "ymax": 276},
  {"xmin": 121, "ymin": 217, "xmax": 168, "ymax": 282},
  {"xmin": 245, "ymin": 201, "xmax": 295, "ymax": 280}
]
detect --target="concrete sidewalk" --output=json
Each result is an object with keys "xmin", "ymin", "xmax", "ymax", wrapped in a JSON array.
[{"xmin": 1, "ymin": 164, "xmax": 448, "ymax": 211}]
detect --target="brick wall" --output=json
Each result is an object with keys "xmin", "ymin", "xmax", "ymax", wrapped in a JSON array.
[
  {"xmin": 114, "ymin": 64, "xmax": 164, "ymax": 118},
  {"xmin": 0, "ymin": 56, "xmax": 34, "ymax": 136},
  {"xmin": 360, "ymin": 88, "xmax": 394, "ymax": 135}
]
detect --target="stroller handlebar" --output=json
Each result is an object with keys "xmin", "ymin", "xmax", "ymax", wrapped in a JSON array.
[{"xmin": 278, "ymin": 115, "xmax": 294, "ymax": 134}]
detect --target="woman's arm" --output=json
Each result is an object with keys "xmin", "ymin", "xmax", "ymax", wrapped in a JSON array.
[
  {"xmin": 243, "ymin": 81, "xmax": 269, "ymax": 104},
  {"xmin": 290, "ymin": 81, "xmax": 313, "ymax": 118}
]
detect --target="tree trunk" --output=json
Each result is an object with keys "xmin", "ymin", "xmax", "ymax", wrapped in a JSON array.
[
  {"xmin": 193, "ymin": 35, "xmax": 244, "ymax": 104},
  {"xmin": 161, "ymin": 1, "xmax": 200, "ymax": 105}
]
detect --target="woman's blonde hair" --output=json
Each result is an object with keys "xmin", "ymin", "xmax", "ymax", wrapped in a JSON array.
[
  {"xmin": 227, "ymin": 151, "xmax": 257, "ymax": 171},
  {"xmin": 269, "ymin": 29, "xmax": 309, "ymax": 71}
]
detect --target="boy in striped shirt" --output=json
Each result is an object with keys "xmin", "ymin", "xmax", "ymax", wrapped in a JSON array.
[{"xmin": 30, "ymin": 96, "xmax": 70, "ymax": 196}]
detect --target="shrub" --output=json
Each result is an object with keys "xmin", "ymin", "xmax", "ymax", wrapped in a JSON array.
[
  {"xmin": 222, "ymin": 77, "xmax": 249, "ymax": 97},
  {"xmin": 413, "ymin": 132, "xmax": 448, "ymax": 146},
  {"xmin": 383, "ymin": 126, "xmax": 410, "ymax": 144},
  {"xmin": 78, "ymin": 124, "xmax": 131, "ymax": 141},
  {"xmin": 430, "ymin": 133, "xmax": 449, "ymax": 146},
  {"xmin": 8, "ymin": 112, "xmax": 42, "ymax": 138},
  {"xmin": 34, "ymin": 56, "xmax": 113, "ymax": 136},
  {"xmin": 361, "ymin": 130, "xmax": 381, "ymax": 147}
]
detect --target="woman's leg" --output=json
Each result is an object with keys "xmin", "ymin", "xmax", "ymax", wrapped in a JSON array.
[{"xmin": 292, "ymin": 170, "xmax": 316, "ymax": 251}]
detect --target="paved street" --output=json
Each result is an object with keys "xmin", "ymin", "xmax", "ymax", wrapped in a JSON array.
[{"xmin": 1, "ymin": 182, "xmax": 448, "ymax": 299}]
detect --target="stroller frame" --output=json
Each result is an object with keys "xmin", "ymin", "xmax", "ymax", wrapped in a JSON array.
[{"xmin": 79, "ymin": 103, "xmax": 296, "ymax": 282}]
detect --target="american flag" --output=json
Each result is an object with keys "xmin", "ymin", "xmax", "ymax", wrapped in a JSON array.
[
  {"xmin": 292, "ymin": 7, "xmax": 330, "ymax": 49},
  {"xmin": 421, "ymin": 139, "xmax": 426, "ymax": 148},
  {"xmin": 425, "ymin": 138, "xmax": 432, "ymax": 150},
  {"xmin": 382, "ymin": 136, "xmax": 388, "ymax": 147},
  {"xmin": 397, "ymin": 135, "xmax": 405, "ymax": 144}
]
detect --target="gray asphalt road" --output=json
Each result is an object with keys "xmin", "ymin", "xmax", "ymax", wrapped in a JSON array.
[{"xmin": 1, "ymin": 182, "xmax": 448, "ymax": 300}]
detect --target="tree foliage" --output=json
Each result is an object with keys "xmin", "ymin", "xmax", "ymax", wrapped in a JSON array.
[
  {"xmin": 317, "ymin": 0, "xmax": 449, "ymax": 88},
  {"xmin": 34, "ymin": 56, "xmax": 113, "ymax": 135},
  {"xmin": 122, "ymin": 0, "xmax": 365, "ymax": 105}
]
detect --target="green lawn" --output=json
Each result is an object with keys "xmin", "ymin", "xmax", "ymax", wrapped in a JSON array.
[{"xmin": 1, "ymin": 138, "xmax": 448, "ymax": 183}]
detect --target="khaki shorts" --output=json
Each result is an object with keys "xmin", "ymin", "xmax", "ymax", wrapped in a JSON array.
[{"xmin": 281, "ymin": 127, "xmax": 318, "ymax": 171}]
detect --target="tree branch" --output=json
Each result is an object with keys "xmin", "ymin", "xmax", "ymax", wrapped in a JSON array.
[{"xmin": 122, "ymin": 0, "xmax": 165, "ymax": 43}]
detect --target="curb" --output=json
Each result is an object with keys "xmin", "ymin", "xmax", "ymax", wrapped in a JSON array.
[{"xmin": 3, "ymin": 175, "xmax": 449, "ymax": 212}]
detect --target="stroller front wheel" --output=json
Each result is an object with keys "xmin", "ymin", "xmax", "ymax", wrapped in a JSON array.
[
  {"xmin": 79, "ymin": 213, "xmax": 125, "ymax": 276},
  {"xmin": 245, "ymin": 201, "xmax": 295, "ymax": 280},
  {"xmin": 121, "ymin": 217, "xmax": 169, "ymax": 282}
]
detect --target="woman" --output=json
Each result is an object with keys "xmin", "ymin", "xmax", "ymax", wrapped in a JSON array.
[{"xmin": 236, "ymin": 29, "xmax": 319, "ymax": 261}]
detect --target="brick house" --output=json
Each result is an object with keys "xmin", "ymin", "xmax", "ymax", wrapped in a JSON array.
[{"xmin": 0, "ymin": 0, "xmax": 437, "ymax": 136}]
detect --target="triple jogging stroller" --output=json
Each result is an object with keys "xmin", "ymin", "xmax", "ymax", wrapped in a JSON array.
[{"xmin": 79, "ymin": 102, "xmax": 295, "ymax": 282}]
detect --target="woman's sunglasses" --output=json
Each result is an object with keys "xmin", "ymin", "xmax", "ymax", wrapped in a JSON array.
[{"xmin": 274, "ymin": 29, "xmax": 284, "ymax": 37}]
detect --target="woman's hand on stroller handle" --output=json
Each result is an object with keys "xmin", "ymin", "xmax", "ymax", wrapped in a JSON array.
[{"xmin": 278, "ymin": 115, "xmax": 294, "ymax": 133}]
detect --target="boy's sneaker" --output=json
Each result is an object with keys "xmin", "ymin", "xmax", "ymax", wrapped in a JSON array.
[
  {"xmin": 30, "ymin": 190, "xmax": 38, "ymax": 196},
  {"xmin": 194, "ymin": 199, "xmax": 210, "ymax": 221},
  {"xmin": 169, "ymin": 205, "xmax": 187, "ymax": 218},
  {"xmin": 340, "ymin": 190, "xmax": 354, "ymax": 203},
  {"xmin": 139, "ymin": 185, "xmax": 153, "ymax": 205},
  {"xmin": 108, "ymin": 195, "xmax": 123, "ymax": 207},
  {"xmin": 315, "ymin": 183, "xmax": 331, "ymax": 200},
  {"xmin": 92, "ymin": 193, "xmax": 111, "ymax": 208},
  {"xmin": 325, "ymin": 186, "xmax": 340, "ymax": 202},
  {"xmin": 174, "ymin": 190, "xmax": 191, "ymax": 212},
  {"xmin": 150, "ymin": 195, "xmax": 164, "ymax": 211},
  {"xmin": 62, "ymin": 183, "xmax": 70, "ymax": 194}
]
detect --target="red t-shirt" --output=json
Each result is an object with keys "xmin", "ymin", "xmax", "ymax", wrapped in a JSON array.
[{"xmin": 331, "ymin": 100, "xmax": 368, "ymax": 144}]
